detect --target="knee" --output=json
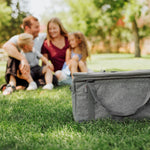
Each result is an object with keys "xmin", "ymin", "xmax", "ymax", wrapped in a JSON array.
[
  {"xmin": 72, "ymin": 55, "xmax": 79, "ymax": 62},
  {"xmin": 55, "ymin": 70, "xmax": 62, "ymax": 79},
  {"xmin": 78, "ymin": 61, "xmax": 85, "ymax": 68},
  {"xmin": 55, "ymin": 70, "xmax": 67, "ymax": 81},
  {"xmin": 70, "ymin": 59, "xmax": 78, "ymax": 68}
]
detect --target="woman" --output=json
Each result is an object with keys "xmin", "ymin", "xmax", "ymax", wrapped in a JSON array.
[
  {"xmin": 41, "ymin": 17, "xmax": 71, "ymax": 84},
  {"xmin": 41, "ymin": 17, "xmax": 69, "ymax": 72}
]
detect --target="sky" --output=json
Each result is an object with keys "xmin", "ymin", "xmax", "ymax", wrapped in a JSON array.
[{"xmin": 26, "ymin": 0, "xmax": 69, "ymax": 20}]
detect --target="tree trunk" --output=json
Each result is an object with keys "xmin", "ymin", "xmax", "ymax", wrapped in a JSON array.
[{"xmin": 132, "ymin": 19, "xmax": 141, "ymax": 57}]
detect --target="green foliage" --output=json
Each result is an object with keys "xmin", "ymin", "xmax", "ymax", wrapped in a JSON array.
[
  {"xmin": 0, "ymin": 2, "xmax": 11, "ymax": 45},
  {"xmin": 124, "ymin": 0, "xmax": 143, "ymax": 22},
  {"xmin": 65, "ymin": 0, "xmax": 100, "ymax": 36},
  {"xmin": 0, "ymin": 0, "xmax": 30, "ymax": 46}
]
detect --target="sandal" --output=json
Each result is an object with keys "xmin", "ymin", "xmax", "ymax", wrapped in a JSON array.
[
  {"xmin": 0, "ymin": 83, "xmax": 7, "ymax": 91},
  {"xmin": 3, "ymin": 84, "xmax": 16, "ymax": 95}
]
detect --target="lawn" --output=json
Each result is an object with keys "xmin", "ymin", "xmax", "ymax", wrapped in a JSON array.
[{"xmin": 0, "ymin": 53, "xmax": 150, "ymax": 150}]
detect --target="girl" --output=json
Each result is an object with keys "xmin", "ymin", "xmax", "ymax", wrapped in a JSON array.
[{"xmin": 55, "ymin": 32, "xmax": 89, "ymax": 81}]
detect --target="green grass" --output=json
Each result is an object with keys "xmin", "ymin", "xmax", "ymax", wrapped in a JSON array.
[
  {"xmin": 0, "ymin": 54, "xmax": 150, "ymax": 150},
  {"xmin": 88, "ymin": 53, "xmax": 150, "ymax": 71}
]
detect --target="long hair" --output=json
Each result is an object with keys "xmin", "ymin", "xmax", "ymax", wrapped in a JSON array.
[
  {"xmin": 70, "ymin": 32, "xmax": 89, "ymax": 61},
  {"xmin": 46, "ymin": 17, "xmax": 68, "ymax": 45}
]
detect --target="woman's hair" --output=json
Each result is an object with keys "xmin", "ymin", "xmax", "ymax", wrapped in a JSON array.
[
  {"xmin": 18, "ymin": 33, "xmax": 33, "ymax": 49},
  {"xmin": 46, "ymin": 17, "xmax": 68, "ymax": 44},
  {"xmin": 22, "ymin": 16, "xmax": 38, "ymax": 29},
  {"xmin": 70, "ymin": 32, "xmax": 89, "ymax": 61}
]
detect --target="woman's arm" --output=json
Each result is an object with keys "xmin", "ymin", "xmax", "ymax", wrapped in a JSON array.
[
  {"xmin": 41, "ymin": 55, "xmax": 54, "ymax": 71},
  {"xmin": 65, "ymin": 48, "xmax": 71, "ymax": 65}
]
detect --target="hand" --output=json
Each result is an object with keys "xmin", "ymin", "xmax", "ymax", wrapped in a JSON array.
[
  {"xmin": 47, "ymin": 62, "xmax": 54, "ymax": 71},
  {"xmin": 17, "ymin": 69, "xmax": 30, "ymax": 80},
  {"xmin": 19, "ymin": 59, "xmax": 30, "ymax": 74}
]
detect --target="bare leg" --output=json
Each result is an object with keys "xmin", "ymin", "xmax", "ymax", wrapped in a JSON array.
[
  {"xmin": 17, "ymin": 70, "xmax": 37, "ymax": 91},
  {"xmin": 42, "ymin": 66, "xmax": 53, "ymax": 84},
  {"xmin": 69, "ymin": 59, "xmax": 78, "ymax": 78},
  {"xmin": 78, "ymin": 60, "xmax": 88, "ymax": 72},
  {"xmin": 42, "ymin": 66, "xmax": 54, "ymax": 90},
  {"xmin": 3, "ymin": 75, "xmax": 16, "ymax": 95},
  {"xmin": 9, "ymin": 75, "xmax": 16, "ymax": 86},
  {"xmin": 55, "ymin": 70, "xmax": 67, "ymax": 81},
  {"xmin": 17, "ymin": 70, "xmax": 33, "ymax": 83}
]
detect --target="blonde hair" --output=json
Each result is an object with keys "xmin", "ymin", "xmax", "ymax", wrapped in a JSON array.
[
  {"xmin": 46, "ymin": 17, "xmax": 68, "ymax": 45},
  {"xmin": 18, "ymin": 33, "xmax": 33, "ymax": 49},
  {"xmin": 70, "ymin": 32, "xmax": 89, "ymax": 61}
]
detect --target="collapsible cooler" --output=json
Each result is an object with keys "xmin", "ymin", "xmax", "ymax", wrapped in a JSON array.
[{"xmin": 71, "ymin": 70, "xmax": 150, "ymax": 122}]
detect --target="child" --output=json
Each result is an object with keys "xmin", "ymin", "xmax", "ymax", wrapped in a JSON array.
[
  {"xmin": 17, "ymin": 33, "xmax": 54, "ymax": 90},
  {"xmin": 55, "ymin": 32, "xmax": 89, "ymax": 81}
]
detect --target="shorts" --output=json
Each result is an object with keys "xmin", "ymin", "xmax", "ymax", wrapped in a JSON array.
[
  {"xmin": 30, "ymin": 65, "xmax": 43, "ymax": 81},
  {"xmin": 5, "ymin": 57, "xmax": 58, "ymax": 87},
  {"xmin": 58, "ymin": 71, "xmax": 72, "ymax": 86},
  {"xmin": 5, "ymin": 57, "xmax": 28, "ymax": 87}
]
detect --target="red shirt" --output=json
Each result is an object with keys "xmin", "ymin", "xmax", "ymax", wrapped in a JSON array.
[{"xmin": 41, "ymin": 37, "xmax": 69, "ymax": 72}]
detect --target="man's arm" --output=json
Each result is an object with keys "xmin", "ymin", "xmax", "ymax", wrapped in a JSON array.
[
  {"xmin": 3, "ymin": 42, "xmax": 30, "ymax": 73},
  {"xmin": 3, "ymin": 42, "xmax": 25, "ymax": 60}
]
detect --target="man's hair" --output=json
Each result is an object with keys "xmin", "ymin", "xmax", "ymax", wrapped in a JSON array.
[
  {"xmin": 22, "ymin": 16, "xmax": 38, "ymax": 29},
  {"xmin": 18, "ymin": 33, "xmax": 33, "ymax": 49}
]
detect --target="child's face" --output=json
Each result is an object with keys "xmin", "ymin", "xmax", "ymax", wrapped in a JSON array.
[
  {"xmin": 68, "ymin": 34, "xmax": 79, "ymax": 49},
  {"xmin": 24, "ymin": 40, "xmax": 34, "ymax": 52}
]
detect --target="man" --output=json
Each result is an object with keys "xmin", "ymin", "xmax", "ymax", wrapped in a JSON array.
[{"xmin": 2, "ymin": 16, "xmax": 57, "ymax": 95}]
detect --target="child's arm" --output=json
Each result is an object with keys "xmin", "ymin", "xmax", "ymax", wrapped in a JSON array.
[
  {"xmin": 41, "ymin": 56, "xmax": 54, "ymax": 71},
  {"xmin": 65, "ymin": 48, "xmax": 71, "ymax": 65}
]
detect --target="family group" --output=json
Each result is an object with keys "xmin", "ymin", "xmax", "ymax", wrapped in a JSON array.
[{"xmin": 2, "ymin": 16, "xmax": 90, "ymax": 95}]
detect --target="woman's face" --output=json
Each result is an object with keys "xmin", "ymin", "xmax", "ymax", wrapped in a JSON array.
[{"xmin": 48, "ymin": 22, "xmax": 61, "ymax": 39}]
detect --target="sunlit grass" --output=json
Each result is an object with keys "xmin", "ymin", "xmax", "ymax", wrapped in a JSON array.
[
  {"xmin": 87, "ymin": 53, "xmax": 150, "ymax": 72},
  {"xmin": 0, "ymin": 54, "xmax": 150, "ymax": 150}
]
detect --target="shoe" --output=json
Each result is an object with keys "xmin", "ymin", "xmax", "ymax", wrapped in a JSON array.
[
  {"xmin": 42, "ymin": 83, "xmax": 53, "ymax": 90},
  {"xmin": 0, "ymin": 83, "xmax": 7, "ymax": 91},
  {"xmin": 27, "ymin": 82, "xmax": 37, "ymax": 91},
  {"xmin": 3, "ymin": 84, "xmax": 16, "ymax": 95}
]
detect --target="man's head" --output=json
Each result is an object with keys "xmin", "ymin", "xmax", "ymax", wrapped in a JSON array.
[
  {"xmin": 18, "ymin": 33, "xmax": 34, "ymax": 53},
  {"xmin": 22, "ymin": 16, "xmax": 40, "ymax": 39}
]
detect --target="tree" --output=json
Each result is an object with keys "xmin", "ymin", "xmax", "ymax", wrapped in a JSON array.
[
  {"xmin": 0, "ymin": 0, "xmax": 30, "ymax": 45},
  {"xmin": 0, "ymin": 2, "xmax": 11, "ymax": 45},
  {"xmin": 94, "ymin": 0, "xmax": 148, "ymax": 57},
  {"xmin": 65, "ymin": 0, "xmax": 132, "ymax": 53},
  {"xmin": 5, "ymin": 0, "xmax": 31, "ymax": 36},
  {"xmin": 64, "ymin": 0, "xmax": 100, "ymax": 35}
]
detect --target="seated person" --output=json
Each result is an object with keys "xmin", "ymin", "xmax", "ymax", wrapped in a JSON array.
[
  {"xmin": 55, "ymin": 32, "xmax": 89, "ymax": 81},
  {"xmin": 2, "ymin": 16, "xmax": 56, "ymax": 95},
  {"xmin": 7, "ymin": 33, "xmax": 54, "ymax": 92}
]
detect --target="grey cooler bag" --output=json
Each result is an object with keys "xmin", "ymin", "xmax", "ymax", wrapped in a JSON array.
[{"xmin": 71, "ymin": 70, "xmax": 150, "ymax": 122}]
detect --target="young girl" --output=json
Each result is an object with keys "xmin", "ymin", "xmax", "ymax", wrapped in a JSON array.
[{"xmin": 55, "ymin": 31, "xmax": 89, "ymax": 81}]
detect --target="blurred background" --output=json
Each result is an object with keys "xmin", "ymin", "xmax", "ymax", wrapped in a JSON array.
[{"xmin": 1, "ymin": 0, "xmax": 150, "ymax": 58}]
